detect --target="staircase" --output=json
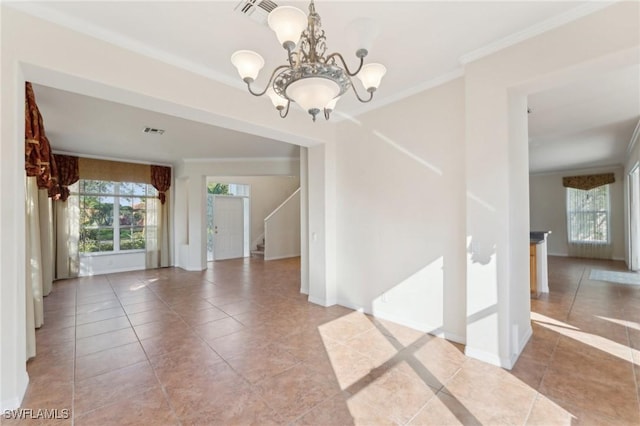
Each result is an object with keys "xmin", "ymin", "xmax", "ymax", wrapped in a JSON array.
[
  {"xmin": 251, "ymin": 187, "xmax": 301, "ymax": 261},
  {"xmin": 251, "ymin": 239, "xmax": 265, "ymax": 258}
]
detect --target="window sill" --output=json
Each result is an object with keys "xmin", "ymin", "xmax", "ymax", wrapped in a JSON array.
[{"xmin": 80, "ymin": 250, "xmax": 145, "ymax": 258}]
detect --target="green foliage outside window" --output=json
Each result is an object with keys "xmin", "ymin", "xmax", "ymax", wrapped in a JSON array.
[
  {"xmin": 207, "ymin": 183, "xmax": 229, "ymax": 194},
  {"xmin": 77, "ymin": 180, "xmax": 155, "ymax": 253}
]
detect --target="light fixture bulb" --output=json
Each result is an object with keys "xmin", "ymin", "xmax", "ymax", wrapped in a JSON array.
[
  {"xmin": 231, "ymin": 50, "xmax": 265, "ymax": 82},
  {"xmin": 286, "ymin": 77, "xmax": 340, "ymax": 113},
  {"xmin": 268, "ymin": 6, "xmax": 307, "ymax": 48},
  {"xmin": 357, "ymin": 63, "xmax": 387, "ymax": 91},
  {"xmin": 325, "ymin": 96, "xmax": 340, "ymax": 111}
]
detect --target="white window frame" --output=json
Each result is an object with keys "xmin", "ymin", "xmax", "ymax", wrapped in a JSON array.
[
  {"xmin": 74, "ymin": 180, "xmax": 156, "ymax": 255},
  {"xmin": 566, "ymin": 185, "xmax": 611, "ymax": 244}
]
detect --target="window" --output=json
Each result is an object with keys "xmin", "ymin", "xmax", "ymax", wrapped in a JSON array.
[
  {"xmin": 566, "ymin": 185, "xmax": 610, "ymax": 243},
  {"xmin": 75, "ymin": 180, "xmax": 157, "ymax": 253}
]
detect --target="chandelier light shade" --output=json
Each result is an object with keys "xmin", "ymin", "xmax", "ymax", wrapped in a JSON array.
[
  {"xmin": 230, "ymin": 50, "xmax": 265, "ymax": 81},
  {"xmin": 357, "ymin": 63, "xmax": 387, "ymax": 92},
  {"xmin": 231, "ymin": 0, "xmax": 386, "ymax": 121},
  {"xmin": 267, "ymin": 6, "xmax": 308, "ymax": 48}
]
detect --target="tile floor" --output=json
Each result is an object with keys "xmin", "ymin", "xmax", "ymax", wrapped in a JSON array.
[{"xmin": 8, "ymin": 256, "xmax": 640, "ymax": 425}]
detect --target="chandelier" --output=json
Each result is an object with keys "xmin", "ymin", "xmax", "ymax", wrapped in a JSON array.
[{"xmin": 231, "ymin": 0, "xmax": 386, "ymax": 121}]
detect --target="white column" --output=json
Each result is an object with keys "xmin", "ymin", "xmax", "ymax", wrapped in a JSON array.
[
  {"xmin": 300, "ymin": 147, "xmax": 310, "ymax": 295},
  {"xmin": 307, "ymin": 142, "xmax": 337, "ymax": 306},
  {"xmin": 0, "ymin": 64, "xmax": 29, "ymax": 409},
  {"xmin": 186, "ymin": 175, "xmax": 206, "ymax": 271},
  {"xmin": 464, "ymin": 77, "xmax": 531, "ymax": 369}
]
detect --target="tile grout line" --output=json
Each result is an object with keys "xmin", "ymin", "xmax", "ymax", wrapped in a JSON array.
[{"xmin": 107, "ymin": 273, "xmax": 185, "ymax": 426}]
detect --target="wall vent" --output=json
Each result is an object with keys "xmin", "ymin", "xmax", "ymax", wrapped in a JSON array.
[
  {"xmin": 143, "ymin": 127, "xmax": 165, "ymax": 135},
  {"xmin": 234, "ymin": 0, "xmax": 278, "ymax": 25}
]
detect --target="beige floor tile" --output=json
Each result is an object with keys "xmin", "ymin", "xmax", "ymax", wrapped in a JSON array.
[
  {"xmin": 255, "ymin": 363, "xmax": 341, "ymax": 422},
  {"xmin": 73, "ymin": 361, "xmax": 158, "ymax": 415},
  {"xmin": 26, "ymin": 256, "xmax": 640, "ymax": 425},
  {"xmin": 74, "ymin": 387, "xmax": 177, "ymax": 426},
  {"xmin": 348, "ymin": 361, "xmax": 438, "ymax": 424}
]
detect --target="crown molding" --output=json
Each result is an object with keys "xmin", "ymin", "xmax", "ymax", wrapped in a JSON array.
[
  {"xmin": 181, "ymin": 156, "xmax": 299, "ymax": 163},
  {"xmin": 626, "ymin": 119, "xmax": 640, "ymax": 156},
  {"xmin": 6, "ymin": 2, "xmax": 243, "ymax": 90},
  {"xmin": 459, "ymin": 1, "xmax": 618, "ymax": 65},
  {"xmin": 529, "ymin": 163, "xmax": 623, "ymax": 177},
  {"xmin": 52, "ymin": 150, "xmax": 174, "ymax": 168}
]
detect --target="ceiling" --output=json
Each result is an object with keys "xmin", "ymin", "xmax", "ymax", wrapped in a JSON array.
[
  {"xmin": 528, "ymin": 64, "xmax": 640, "ymax": 174},
  {"xmin": 13, "ymin": 1, "xmax": 639, "ymax": 170}
]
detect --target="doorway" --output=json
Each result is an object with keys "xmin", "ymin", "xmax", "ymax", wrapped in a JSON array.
[{"xmin": 206, "ymin": 182, "xmax": 250, "ymax": 261}]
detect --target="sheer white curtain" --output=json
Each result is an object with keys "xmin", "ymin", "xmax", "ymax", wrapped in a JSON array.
[
  {"xmin": 146, "ymin": 189, "xmax": 170, "ymax": 268},
  {"xmin": 25, "ymin": 176, "xmax": 55, "ymax": 359},
  {"xmin": 55, "ymin": 183, "xmax": 80, "ymax": 279},
  {"xmin": 566, "ymin": 184, "xmax": 613, "ymax": 259}
]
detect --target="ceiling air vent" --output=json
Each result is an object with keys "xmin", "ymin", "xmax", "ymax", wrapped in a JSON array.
[
  {"xmin": 234, "ymin": 0, "xmax": 278, "ymax": 25},
  {"xmin": 143, "ymin": 127, "xmax": 165, "ymax": 135}
]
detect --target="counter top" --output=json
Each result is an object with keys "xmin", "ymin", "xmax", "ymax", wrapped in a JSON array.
[{"xmin": 530, "ymin": 231, "xmax": 551, "ymax": 244}]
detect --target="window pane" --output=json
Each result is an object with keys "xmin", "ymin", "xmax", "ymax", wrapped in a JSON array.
[
  {"xmin": 83, "ymin": 180, "xmax": 114, "ymax": 194},
  {"xmin": 120, "ymin": 182, "xmax": 134, "ymax": 196},
  {"xmin": 120, "ymin": 197, "xmax": 133, "ymax": 225},
  {"xmin": 132, "ymin": 183, "xmax": 147, "ymax": 196}
]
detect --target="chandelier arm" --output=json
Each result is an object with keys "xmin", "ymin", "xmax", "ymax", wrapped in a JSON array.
[
  {"xmin": 279, "ymin": 101, "xmax": 291, "ymax": 118},
  {"xmin": 325, "ymin": 52, "xmax": 364, "ymax": 77},
  {"xmin": 347, "ymin": 76, "xmax": 375, "ymax": 103},
  {"xmin": 246, "ymin": 65, "xmax": 290, "ymax": 97},
  {"xmin": 286, "ymin": 46, "xmax": 297, "ymax": 68}
]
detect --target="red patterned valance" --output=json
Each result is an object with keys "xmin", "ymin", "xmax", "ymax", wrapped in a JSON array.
[
  {"xmin": 562, "ymin": 173, "xmax": 615, "ymax": 191},
  {"xmin": 150, "ymin": 165, "xmax": 171, "ymax": 204},
  {"xmin": 25, "ymin": 82, "xmax": 58, "ymax": 195}
]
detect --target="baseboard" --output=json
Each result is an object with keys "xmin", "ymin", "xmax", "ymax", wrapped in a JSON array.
[
  {"xmin": 78, "ymin": 266, "xmax": 145, "ymax": 277},
  {"xmin": 511, "ymin": 325, "xmax": 533, "ymax": 368},
  {"xmin": 1, "ymin": 370, "xmax": 29, "ymax": 411},
  {"xmin": 182, "ymin": 266, "xmax": 207, "ymax": 272},
  {"xmin": 549, "ymin": 252, "xmax": 625, "ymax": 262},
  {"xmin": 308, "ymin": 295, "xmax": 336, "ymax": 307},
  {"xmin": 464, "ymin": 346, "xmax": 513, "ymax": 369},
  {"xmin": 336, "ymin": 298, "xmax": 466, "ymax": 345},
  {"xmin": 547, "ymin": 252, "xmax": 568, "ymax": 257},
  {"xmin": 264, "ymin": 253, "xmax": 301, "ymax": 261}
]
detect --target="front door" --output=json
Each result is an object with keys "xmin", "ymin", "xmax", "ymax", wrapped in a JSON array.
[{"xmin": 213, "ymin": 196, "xmax": 245, "ymax": 260}]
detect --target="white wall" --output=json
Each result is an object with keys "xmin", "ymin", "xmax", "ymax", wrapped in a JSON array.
[
  {"xmin": 530, "ymin": 167, "xmax": 625, "ymax": 260},
  {"xmin": 264, "ymin": 189, "xmax": 301, "ymax": 260},
  {"xmin": 207, "ymin": 175, "xmax": 300, "ymax": 251},
  {"xmin": 78, "ymin": 252, "xmax": 146, "ymax": 277},
  {"xmin": 335, "ymin": 78, "xmax": 467, "ymax": 342}
]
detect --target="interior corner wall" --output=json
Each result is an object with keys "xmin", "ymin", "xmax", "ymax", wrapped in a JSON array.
[
  {"xmin": 529, "ymin": 167, "xmax": 626, "ymax": 260},
  {"xmin": 334, "ymin": 78, "xmax": 467, "ymax": 341}
]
